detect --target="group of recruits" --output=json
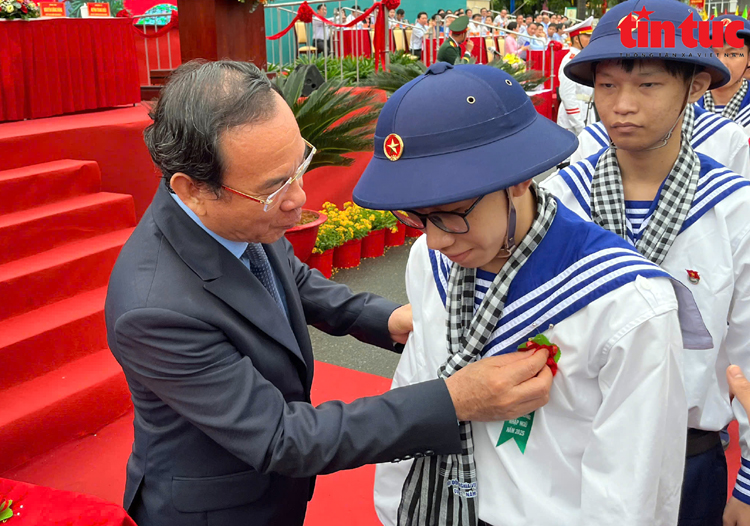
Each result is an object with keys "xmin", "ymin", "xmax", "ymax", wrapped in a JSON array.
[{"xmin": 351, "ymin": 0, "xmax": 750, "ymax": 525}]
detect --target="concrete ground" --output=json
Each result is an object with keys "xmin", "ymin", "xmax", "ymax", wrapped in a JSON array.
[{"xmin": 307, "ymin": 237, "xmax": 417, "ymax": 379}]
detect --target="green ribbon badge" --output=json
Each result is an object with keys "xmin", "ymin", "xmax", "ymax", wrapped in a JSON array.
[{"xmin": 496, "ymin": 412, "xmax": 536, "ymax": 454}]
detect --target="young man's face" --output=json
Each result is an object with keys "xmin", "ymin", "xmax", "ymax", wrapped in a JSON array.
[
  {"xmin": 419, "ymin": 187, "xmax": 528, "ymax": 270},
  {"xmin": 547, "ymin": 25, "xmax": 555, "ymax": 36},
  {"xmin": 536, "ymin": 26, "xmax": 545, "ymax": 37},
  {"xmin": 594, "ymin": 60, "xmax": 709, "ymax": 151},
  {"xmin": 418, "ymin": 13, "xmax": 428, "ymax": 24},
  {"xmin": 712, "ymin": 43, "xmax": 750, "ymax": 89}
]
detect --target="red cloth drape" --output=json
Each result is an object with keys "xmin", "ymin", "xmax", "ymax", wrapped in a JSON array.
[
  {"xmin": 527, "ymin": 46, "xmax": 569, "ymax": 90},
  {"xmin": 0, "ymin": 478, "xmax": 137, "ymax": 525},
  {"xmin": 0, "ymin": 18, "xmax": 140, "ymax": 123},
  {"xmin": 336, "ymin": 29, "xmax": 372, "ymax": 58}
]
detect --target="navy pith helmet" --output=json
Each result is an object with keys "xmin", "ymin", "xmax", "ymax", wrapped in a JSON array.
[
  {"xmin": 712, "ymin": 14, "xmax": 750, "ymax": 42},
  {"xmin": 352, "ymin": 63, "xmax": 578, "ymax": 210},
  {"xmin": 564, "ymin": 0, "xmax": 730, "ymax": 89}
]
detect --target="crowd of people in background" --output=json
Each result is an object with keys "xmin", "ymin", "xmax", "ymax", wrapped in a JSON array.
[{"xmin": 311, "ymin": 4, "xmax": 577, "ymax": 60}]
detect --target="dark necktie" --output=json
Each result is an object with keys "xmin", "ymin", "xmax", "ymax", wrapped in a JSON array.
[{"xmin": 242, "ymin": 243, "xmax": 286, "ymax": 317}]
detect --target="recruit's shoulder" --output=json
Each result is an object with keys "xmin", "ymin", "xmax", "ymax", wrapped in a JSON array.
[{"xmin": 540, "ymin": 152, "xmax": 603, "ymax": 219}]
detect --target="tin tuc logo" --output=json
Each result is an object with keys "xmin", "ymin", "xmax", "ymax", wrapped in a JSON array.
[{"xmin": 617, "ymin": 7, "xmax": 745, "ymax": 48}]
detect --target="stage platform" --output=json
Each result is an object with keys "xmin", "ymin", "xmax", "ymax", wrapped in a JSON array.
[{"xmin": 0, "ymin": 104, "xmax": 373, "ymax": 220}]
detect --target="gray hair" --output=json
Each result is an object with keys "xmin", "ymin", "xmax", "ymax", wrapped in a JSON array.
[{"xmin": 144, "ymin": 60, "xmax": 281, "ymax": 194}]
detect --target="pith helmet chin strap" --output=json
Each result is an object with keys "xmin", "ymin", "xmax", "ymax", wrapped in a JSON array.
[
  {"xmin": 609, "ymin": 65, "xmax": 697, "ymax": 152},
  {"xmin": 497, "ymin": 189, "xmax": 517, "ymax": 258}
]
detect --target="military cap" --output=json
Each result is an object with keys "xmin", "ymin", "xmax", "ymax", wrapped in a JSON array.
[{"xmin": 448, "ymin": 14, "xmax": 470, "ymax": 34}]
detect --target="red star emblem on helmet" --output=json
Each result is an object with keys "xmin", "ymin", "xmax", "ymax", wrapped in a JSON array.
[{"xmin": 384, "ymin": 133, "xmax": 404, "ymax": 161}]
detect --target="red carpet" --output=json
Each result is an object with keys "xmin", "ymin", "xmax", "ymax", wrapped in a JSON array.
[
  {"xmin": 3, "ymin": 361, "xmax": 391, "ymax": 526},
  {"xmin": 0, "ymin": 160, "xmax": 136, "ymax": 472}
]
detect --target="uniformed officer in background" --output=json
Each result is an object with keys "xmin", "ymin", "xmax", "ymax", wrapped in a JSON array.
[{"xmin": 437, "ymin": 15, "xmax": 474, "ymax": 64}]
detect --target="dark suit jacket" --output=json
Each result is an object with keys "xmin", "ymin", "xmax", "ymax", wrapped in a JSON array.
[{"xmin": 105, "ymin": 186, "xmax": 461, "ymax": 526}]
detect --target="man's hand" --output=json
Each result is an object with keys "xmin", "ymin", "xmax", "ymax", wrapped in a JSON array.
[
  {"xmin": 444, "ymin": 350, "xmax": 552, "ymax": 422},
  {"xmin": 388, "ymin": 304, "xmax": 413, "ymax": 344},
  {"xmin": 724, "ymin": 496, "xmax": 750, "ymax": 525},
  {"xmin": 728, "ymin": 365, "xmax": 750, "ymax": 413},
  {"xmin": 465, "ymin": 39, "xmax": 475, "ymax": 53}
]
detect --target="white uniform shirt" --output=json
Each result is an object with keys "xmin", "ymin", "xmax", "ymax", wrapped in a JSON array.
[
  {"xmin": 569, "ymin": 104, "xmax": 750, "ymax": 179},
  {"xmin": 374, "ymin": 206, "xmax": 702, "ymax": 526},
  {"xmin": 543, "ymin": 151, "xmax": 750, "ymax": 505},
  {"xmin": 698, "ymin": 88, "xmax": 750, "ymax": 137},
  {"xmin": 556, "ymin": 47, "xmax": 595, "ymax": 135},
  {"xmin": 312, "ymin": 17, "xmax": 331, "ymax": 41},
  {"xmin": 411, "ymin": 23, "xmax": 428, "ymax": 50}
]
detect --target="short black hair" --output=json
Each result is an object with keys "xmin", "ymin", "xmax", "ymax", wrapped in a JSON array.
[
  {"xmin": 418, "ymin": 11, "xmax": 428, "ymax": 18},
  {"xmin": 507, "ymin": 21, "xmax": 517, "ymax": 31},
  {"xmin": 316, "ymin": 3, "xmax": 325, "ymax": 11},
  {"xmin": 396, "ymin": 8, "xmax": 404, "ymax": 15},
  {"xmin": 595, "ymin": 59, "xmax": 705, "ymax": 84},
  {"xmin": 472, "ymin": 13, "xmax": 481, "ymax": 19},
  {"xmin": 144, "ymin": 60, "xmax": 281, "ymax": 194}
]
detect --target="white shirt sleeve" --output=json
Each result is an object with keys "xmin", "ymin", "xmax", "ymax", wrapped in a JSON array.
[
  {"xmin": 581, "ymin": 277, "xmax": 687, "ymax": 526},
  {"xmin": 374, "ymin": 237, "xmax": 433, "ymax": 526},
  {"xmin": 557, "ymin": 70, "xmax": 585, "ymax": 135},
  {"xmin": 725, "ymin": 123, "xmax": 750, "ymax": 179}
]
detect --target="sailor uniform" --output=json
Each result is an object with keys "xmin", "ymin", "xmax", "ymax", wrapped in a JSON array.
[
  {"xmin": 556, "ymin": 47, "xmax": 595, "ymax": 135},
  {"xmin": 373, "ymin": 203, "xmax": 707, "ymax": 526},
  {"xmin": 542, "ymin": 150, "xmax": 750, "ymax": 508},
  {"xmin": 568, "ymin": 104, "xmax": 750, "ymax": 178},
  {"xmin": 697, "ymin": 79, "xmax": 750, "ymax": 137}
]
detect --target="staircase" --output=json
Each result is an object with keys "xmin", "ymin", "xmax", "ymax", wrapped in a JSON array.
[{"xmin": 0, "ymin": 160, "xmax": 136, "ymax": 473}]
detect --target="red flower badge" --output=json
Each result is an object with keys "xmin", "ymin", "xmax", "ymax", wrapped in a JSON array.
[
  {"xmin": 518, "ymin": 334, "xmax": 561, "ymax": 376},
  {"xmin": 0, "ymin": 499, "xmax": 13, "ymax": 521},
  {"xmin": 686, "ymin": 270, "xmax": 700, "ymax": 285}
]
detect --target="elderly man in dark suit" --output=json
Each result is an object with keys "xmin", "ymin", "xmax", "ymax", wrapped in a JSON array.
[{"xmin": 105, "ymin": 60, "xmax": 553, "ymax": 526}]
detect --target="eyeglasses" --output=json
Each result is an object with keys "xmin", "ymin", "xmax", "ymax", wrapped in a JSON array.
[
  {"xmin": 221, "ymin": 139, "xmax": 316, "ymax": 212},
  {"xmin": 392, "ymin": 196, "xmax": 485, "ymax": 234}
]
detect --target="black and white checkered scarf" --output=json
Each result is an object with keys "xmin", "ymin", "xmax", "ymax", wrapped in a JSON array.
[
  {"xmin": 702, "ymin": 78, "xmax": 749, "ymax": 122},
  {"xmin": 397, "ymin": 186, "xmax": 557, "ymax": 526},
  {"xmin": 591, "ymin": 137, "xmax": 699, "ymax": 266}
]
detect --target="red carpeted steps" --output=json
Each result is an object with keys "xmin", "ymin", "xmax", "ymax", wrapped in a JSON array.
[{"xmin": 0, "ymin": 160, "xmax": 136, "ymax": 473}]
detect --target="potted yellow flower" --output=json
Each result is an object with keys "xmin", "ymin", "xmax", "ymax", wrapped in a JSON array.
[
  {"xmin": 361, "ymin": 209, "xmax": 392, "ymax": 258},
  {"xmin": 307, "ymin": 202, "xmax": 346, "ymax": 277},
  {"xmin": 332, "ymin": 202, "xmax": 372, "ymax": 269}
]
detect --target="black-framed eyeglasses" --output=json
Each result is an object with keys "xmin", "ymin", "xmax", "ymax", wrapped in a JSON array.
[{"xmin": 392, "ymin": 196, "xmax": 485, "ymax": 234}]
